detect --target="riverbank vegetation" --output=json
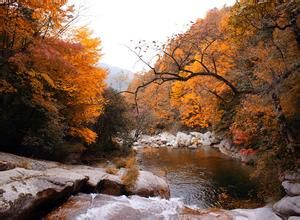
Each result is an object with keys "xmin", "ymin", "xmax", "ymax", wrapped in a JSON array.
[
  {"xmin": 126, "ymin": 1, "xmax": 299, "ymax": 199},
  {"xmin": 0, "ymin": 0, "xmax": 299, "ymax": 201}
]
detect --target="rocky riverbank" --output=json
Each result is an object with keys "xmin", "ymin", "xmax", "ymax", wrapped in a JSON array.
[
  {"xmin": 0, "ymin": 152, "xmax": 169, "ymax": 219},
  {"xmin": 0, "ymin": 152, "xmax": 299, "ymax": 219},
  {"xmin": 133, "ymin": 131, "xmax": 257, "ymax": 163},
  {"xmin": 133, "ymin": 131, "xmax": 300, "ymax": 219}
]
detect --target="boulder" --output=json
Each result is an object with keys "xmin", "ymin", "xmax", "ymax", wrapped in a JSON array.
[
  {"xmin": 0, "ymin": 167, "xmax": 88, "ymax": 219},
  {"xmin": 159, "ymin": 132, "xmax": 176, "ymax": 146},
  {"xmin": 190, "ymin": 132, "xmax": 202, "ymax": 139},
  {"xmin": 0, "ymin": 152, "xmax": 170, "ymax": 219},
  {"xmin": 273, "ymin": 196, "xmax": 300, "ymax": 217},
  {"xmin": 282, "ymin": 181, "xmax": 300, "ymax": 196},
  {"xmin": 199, "ymin": 131, "xmax": 217, "ymax": 146},
  {"xmin": 175, "ymin": 132, "xmax": 192, "ymax": 147},
  {"xmin": 128, "ymin": 170, "xmax": 170, "ymax": 199},
  {"xmin": 66, "ymin": 166, "xmax": 119, "ymax": 191},
  {"xmin": 0, "ymin": 152, "xmax": 59, "ymax": 170}
]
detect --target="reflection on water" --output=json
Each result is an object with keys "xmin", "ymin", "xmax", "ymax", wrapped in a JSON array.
[{"xmin": 137, "ymin": 147, "xmax": 259, "ymax": 208}]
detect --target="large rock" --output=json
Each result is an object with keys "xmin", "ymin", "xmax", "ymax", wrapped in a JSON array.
[
  {"xmin": 0, "ymin": 152, "xmax": 59, "ymax": 170},
  {"xmin": 0, "ymin": 152, "xmax": 170, "ymax": 219},
  {"xmin": 175, "ymin": 132, "xmax": 192, "ymax": 147},
  {"xmin": 128, "ymin": 170, "xmax": 170, "ymax": 199},
  {"xmin": 273, "ymin": 196, "xmax": 300, "ymax": 217},
  {"xmin": 0, "ymin": 167, "xmax": 88, "ymax": 219},
  {"xmin": 66, "ymin": 166, "xmax": 121, "ymax": 192},
  {"xmin": 282, "ymin": 181, "xmax": 300, "ymax": 196},
  {"xmin": 200, "ymin": 131, "xmax": 217, "ymax": 146},
  {"xmin": 158, "ymin": 132, "xmax": 176, "ymax": 147}
]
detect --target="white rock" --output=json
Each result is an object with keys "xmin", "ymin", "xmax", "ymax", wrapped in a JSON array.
[
  {"xmin": 273, "ymin": 196, "xmax": 300, "ymax": 217},
  {"xmin": 129, "ymin": 170, "xmax": 170, "ymax": 199},
  {"xmin": 190, "ymin": 132, "xmax": 202, "ymax": 139},
  {"xmin": 175, "ymin": 132, "xmax": 192, "ymax": 147},
  {"xmin": 200, "ymin": 131, "xmax": 216, "ymax": 146},
  {"xmin": 215, "ymin": 139, "xmax": 232, "ymax": 152},
  {"xmin": 232, "ymin": 207, "xmax": 281, "ymax": 220},
  {"xmin": 282, "ymin": 181, "xmax": 300, "ymax": 196}
]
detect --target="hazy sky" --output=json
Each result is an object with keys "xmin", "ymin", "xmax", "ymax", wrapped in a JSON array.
[{"xmin": 71, "ymin": 0, "xmax": 236, "ymax": 72}]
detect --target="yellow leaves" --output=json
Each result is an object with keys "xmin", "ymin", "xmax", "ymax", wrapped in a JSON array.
[
  {"xmin": 40, "ymin": 73, "xmax": 56, "ymax": 88},
  {"xmin": 180, "ymin": 93, "xmax": 208, "ymax": 128},
  {"xmin": 72, "ymin": 27, "xmax": 102, "ymax": 65},
  {"xmin": 170, "ymin": 76, "xmax": 224, "ymax": 129},
  {"xmin": 69, "ymin": 127, "xmax": 97, "ymax": 144}
]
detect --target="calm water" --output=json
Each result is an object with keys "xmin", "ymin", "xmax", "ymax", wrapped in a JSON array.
[{"xmin": 137, "ymin": 147, "xmax": 259, "ymax": 208}]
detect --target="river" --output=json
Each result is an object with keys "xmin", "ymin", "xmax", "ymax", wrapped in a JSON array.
[
  {"xmin": 136, "ymin": 147, "xmax": 261, "ymax": 209},
  {"xmin": 44, "ymin": 147, "xmax": 263, "ymax": 219}
]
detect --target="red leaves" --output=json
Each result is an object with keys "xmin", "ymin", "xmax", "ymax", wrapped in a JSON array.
[
  {"xmin": 231, "ymin": 128, "xmax": 251, "ymax": 145},
  {"xmin": 239, "ymin": 148, "xmax": 256, "ymax": 156}
]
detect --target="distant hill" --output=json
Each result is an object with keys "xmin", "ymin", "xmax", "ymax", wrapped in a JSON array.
[{"xmin": 100, "ymin": 63, "xmax": 133, "ymax": 91}]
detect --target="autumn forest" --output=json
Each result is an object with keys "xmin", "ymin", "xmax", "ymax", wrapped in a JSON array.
[{"xmin": 0, "ymin": 0, "xmax": 299, "ymax": 219}]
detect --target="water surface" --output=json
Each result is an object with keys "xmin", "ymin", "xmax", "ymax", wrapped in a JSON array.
[{"xmin": 137, "ymin": 147, "xmax": 259, "ymax": 208}]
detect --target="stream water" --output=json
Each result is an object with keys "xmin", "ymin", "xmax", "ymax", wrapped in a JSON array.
[
  {"xmin": 46, "ymin": 147, "xmax": 262, "ymax": 219},
  {"xmin": 136, "ymin": 147, "xmax": 260, "ymax": 209}
]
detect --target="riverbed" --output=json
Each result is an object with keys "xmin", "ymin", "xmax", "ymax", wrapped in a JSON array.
[{"xmin": 137, "ymin": 147, "xmax": 261, "ymax": 209}]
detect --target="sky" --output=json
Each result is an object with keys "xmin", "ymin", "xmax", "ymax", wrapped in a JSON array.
[{"xmin": 71, "ymin": 0, "xmax": 236, "ymax": 72}]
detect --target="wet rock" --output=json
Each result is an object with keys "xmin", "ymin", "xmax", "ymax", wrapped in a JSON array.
[
  {"xmin": 273, "ymin": 196, "xmax": 300, "ymax": 217},
  {"xmin": 45, "ymin": 194, "xmax": 183, "ymax": 220},
  {"xmin": 46, "ymin": 194, "xmax": 279, "ymax": 220}
]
